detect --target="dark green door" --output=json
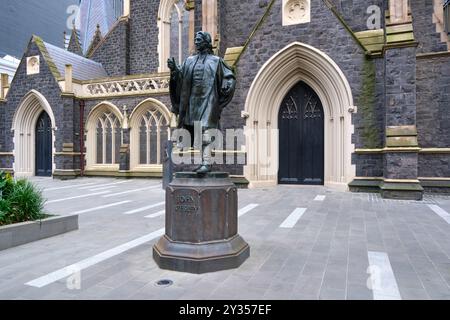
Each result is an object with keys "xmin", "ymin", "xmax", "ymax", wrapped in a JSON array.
[
  {"xmin": 278, "ymin": 81, "xmax": 324, "ymax": 185},
  {"xmin": 35, "ymin": 111, "xmax": 52, "ymax": 176}
]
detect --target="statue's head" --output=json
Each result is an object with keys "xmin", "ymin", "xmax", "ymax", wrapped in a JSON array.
[{"xmin": 195, "ymin": 31, "xmax": 213, "ymax": 54}]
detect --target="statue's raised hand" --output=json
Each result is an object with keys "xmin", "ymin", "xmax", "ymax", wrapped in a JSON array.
[{"xmin": 168, "ymin": 57, "xmax": 177, "ymax": 72}]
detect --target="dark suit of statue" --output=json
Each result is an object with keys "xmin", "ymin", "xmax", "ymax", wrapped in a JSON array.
[{"xmin": 169, "ymin": 31, "xmax": 236, "ymax": 173}]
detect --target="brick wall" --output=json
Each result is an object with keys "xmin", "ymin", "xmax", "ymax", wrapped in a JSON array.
[
  {"xmin": 416, "ymin": 56, "xmax": 450, "ymax": 148},
  {"xmin": 90, "ymin": 19, "xmax": 129, "ymax": 76},
  {"xmin": 218, "ymin": 0, "xmax": 385, "ymax": 177},
  {"xmin": 411, "ymin": 0, "xmax": 448, "ymax": 54},
  {"xmin": 129, "ymin": 0, "xmax": 160, "ymax": 74},
  {"xmin": 419, "ymin": 154, "xmax": 450, "ymax": 178}
]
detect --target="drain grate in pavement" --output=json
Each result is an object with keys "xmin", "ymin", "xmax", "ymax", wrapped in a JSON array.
[{"xmin": 156, "ymin": 279, "xmax": 173, "ymax": 287}]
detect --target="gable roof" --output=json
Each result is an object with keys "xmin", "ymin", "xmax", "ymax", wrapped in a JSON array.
[{"xmin": 32, "ymin": 35, "xmax": 108, "ymax": 81}]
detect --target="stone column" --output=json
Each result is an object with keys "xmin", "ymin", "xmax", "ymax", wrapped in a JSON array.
[
  {"xmin": 0, "ymin": 73, "xmax": 9, "ymax": 100},
  {"xmin": 123, "ymin": 0, "xmax": 130, "ymax": 17},
  {"xmin": 382, "ymin": 0, "xmax": 423, "ymax": 200},
  {"xmin": 118, "ymin": 106, "xmax": 131, "ymax": 176},
  {"xmin": 202, "ymin": 0, "xmax": 218, "ymax": 48},
  {"xmin": 184, "ymin": 0, "xmax": 196, "ymax": 59},
  {"xmin": 389, "ymin": 0, "xmax": 409, "ymax": 23},
  {"xmin": 54, "ymin": 96, "xmax": 80, "ymax": 179},
  {"xmin": 64, "ymin": 64, "xmax": 73, "ymax": 93},
  {"xmin": 194, "ymin": 0, "xmax": 203, "ymax": 33}
]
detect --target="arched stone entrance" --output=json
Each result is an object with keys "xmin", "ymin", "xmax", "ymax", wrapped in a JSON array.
[
  {"xmin": 12, "ymin": 90, "xmax": 56, "ymax": 177},
  {"xmin": 244, "ymin": 42, "xmax": 356, "ymax": 190}
]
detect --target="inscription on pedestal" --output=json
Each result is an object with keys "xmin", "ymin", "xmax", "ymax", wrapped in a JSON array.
[
  {"xmin": 155, "ymin": 172, "xmax": 250, "ymax": 273},
  {"xmin": 175, "ymin": 194, "xmax": 199, "ymax": 214}
]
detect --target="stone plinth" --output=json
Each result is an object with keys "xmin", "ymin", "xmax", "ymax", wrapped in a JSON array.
[{"xmin": 153, "ymin": 172, "xmax": 250, "ymax": 274}]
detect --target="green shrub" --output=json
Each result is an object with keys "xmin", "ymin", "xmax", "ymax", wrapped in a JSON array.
[
  {"xmin": 0, "ymin": 177, "xmax": 46, "ymax": 226},
  {"xmin": 0, "ymin": 171, "xmax": 14, "ymax": 200}
]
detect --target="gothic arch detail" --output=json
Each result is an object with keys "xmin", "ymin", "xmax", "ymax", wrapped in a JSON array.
[
  {"xmin": 85, "ymin": 102, "xmax": 123, "ymax": 171},
  {"xmin": 129, "ymin": 98, "xmax": 171, "ymax": 172},
  {"xmin": 244, "ymin": 42, "xmax": 356, "ymax": 190},
  {"xmin": 12, "ymin": 90, "xmax": 56, "ymax": 176}
]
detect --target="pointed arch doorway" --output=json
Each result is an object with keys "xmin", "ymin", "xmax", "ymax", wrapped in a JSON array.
[
  {"xmin": 244, "ymin": 42, "xmax": 356, "ymax": 190},
  {"xmin": 278, "ymin": 81, "xmax": 324, "ymax": 185},
  {"xmin": 35, "ymin": 111, "xmax": 52, "ymax": 176},
  {"xmin": 12, "ymin": 90, "xmax": 56, "ymax": 177}
]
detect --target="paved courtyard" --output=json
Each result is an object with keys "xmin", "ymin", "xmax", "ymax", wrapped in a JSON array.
[{"xmin": 0, "ymin": 177, "xmax": 450, "ymax": 300}]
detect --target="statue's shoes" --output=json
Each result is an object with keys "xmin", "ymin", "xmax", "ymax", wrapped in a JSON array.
[
  {"xmin": 195, "ymin": 165, "xmax": 211, "ymax": 174},
  {"xmin": 192, "ymin": 164, "xmax": 203, "ymax": 172}
]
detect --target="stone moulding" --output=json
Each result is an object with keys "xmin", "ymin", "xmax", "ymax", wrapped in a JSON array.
[
  {"xmin": 58, "ymin": 73, "xmax": 171, "ymax": 99},
  {"xmin": 244, "ymin": 41, "xmax": 356, "ymax": 189},
  {"xmin": 354, "ymin": 29, "xmax": 385, "ymax": 57},
  {"xmin": 349, "ymin": 177, "xmax": 450, "ymax": 194},
  {"xmin": 355, "ymin": 148, "xmax": 450, "ymax": 154},
  {"xmin": 0, "ymin": 215, "xmax": 79, "ymax": 251},
  {"xmin": 282, "ymin": 0, "xmax": 311, "ymax": 26}
]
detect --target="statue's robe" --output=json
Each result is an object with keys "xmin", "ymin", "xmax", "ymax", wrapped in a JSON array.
[{"xmin": 170, "ymin": 54, "xmax": 236, "ymax": 129}]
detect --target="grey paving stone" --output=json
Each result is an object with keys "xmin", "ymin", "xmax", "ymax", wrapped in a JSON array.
[
  {"xmin": 346, "ymin": 283, "xmax": 373, "ymax": 300},
  {"xmin": 292, "ymin": 275, "xmax": 322, "ymax": 297},
  {"xmin": 322, "ymin": 269, "xmax": 347, "ymax": 291},
  {"xmin": 263, "ymin": 282, "xmax": 295, "ymax": 300},
  {"xmin": 99, "ymin": 280, "xmax": 147, "ymax": 299},
  {"xmin": 399, "ymin": 287, "xmax": 430, "ymax": 300},
  {"xmin": 319, "ymin": 287, "xmax": 346, "ymax": 300},
  {"xmin": 301, "ymin": 260, "xmax": 327, "ymax": 277},
  {"xmin": 2, "ymin": 178, "xmax": 450, "ymax": 300}
]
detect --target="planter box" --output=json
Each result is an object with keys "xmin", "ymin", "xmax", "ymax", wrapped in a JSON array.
[{"xmin": 0, "ymin": 215, "xmax": 79, "ymax": 251}]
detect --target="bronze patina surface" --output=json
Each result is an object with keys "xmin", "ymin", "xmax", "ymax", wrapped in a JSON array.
[{"xmin": 153, "ymin": 173, "xmax": 250, "ymax": 274}]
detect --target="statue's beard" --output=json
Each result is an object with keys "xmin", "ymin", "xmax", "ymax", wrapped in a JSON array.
[{"xmin": 196, "ymin": 44, "xmax": 209, "ymax": 54}]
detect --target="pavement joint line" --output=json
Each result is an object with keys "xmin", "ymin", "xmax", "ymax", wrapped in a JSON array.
[
  {"xmin": 88, "ymin": 186, "xmax": 119, "ymax": 192},
  {"xmin": 124, "ymin": 202, "xmax": 165, "ymax": 215},
  {"xmin": 314, "ymin": 195, "xmax": 326, "ymax": 201},
  {"xmin": 367, "ymin": 251, "xmax": 402, "ymax": 300},
  {"xmin": 238, "ymin": 204, "xmax": 259, "ymax": 217},
  {"xmin": 145, "ymin": 210, "xmax": 165, "ymax": 218},
  {"xmin": 70, "ymin": 200, "xmax": 132, "ymax": 215},
  {"xmin": 427, "ymin": 204, "xmax": 450, "ymax": 224},
  {"xmin": 44, "ymin": 182, "xmax": 99, "ymax": 191},
  {"xmin": 46, "ymin": 191, "xmax": 111, "ymax": 204},
  {"xmin": 279, "ymin": 208, "xmax": 307, "ymax": 228},
  {"xmin": 102, "ymin": 186, "xmax": 161, "ymax": 198},
  {"xmin": 78, "ymin": 180, "xmax": 133, "ymax": 190},
  {"xmin": 25, "ymin": 228, "xmax": 165, "ymax": 288}
]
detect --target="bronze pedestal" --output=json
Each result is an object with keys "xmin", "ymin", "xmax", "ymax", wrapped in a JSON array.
[{"xmin": 153, "ymin": 172, "xmax": 250, "ymax": 274}]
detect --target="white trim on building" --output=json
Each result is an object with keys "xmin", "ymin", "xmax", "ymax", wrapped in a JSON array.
[{"xmin": 0, "ymin": 55, "xmax": 20, "ymax": 81}]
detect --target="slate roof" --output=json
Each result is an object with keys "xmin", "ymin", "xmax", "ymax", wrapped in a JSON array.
[{"xmin": 43, "ymin": 40, "xmax": 108, "ymax": 80}]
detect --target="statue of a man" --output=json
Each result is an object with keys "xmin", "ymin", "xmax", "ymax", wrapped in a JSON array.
[{"xmin": 168, "ymin": 31, "xmax": 236, "ymax": 174}]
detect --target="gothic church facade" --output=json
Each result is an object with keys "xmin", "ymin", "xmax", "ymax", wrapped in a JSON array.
[{"xmin": 0, "ymin": 0, "xmax": 449, "ymax": 200}]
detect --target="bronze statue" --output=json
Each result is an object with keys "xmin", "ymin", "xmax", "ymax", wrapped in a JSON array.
[{"xmin": 168, "ymin": 31, "xmax": 236, "ymax": 174}]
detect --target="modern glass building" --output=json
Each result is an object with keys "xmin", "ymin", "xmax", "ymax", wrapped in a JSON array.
[{"xmin": 0, "ymin": 0, "xmax": 80, "ymax": 58}]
